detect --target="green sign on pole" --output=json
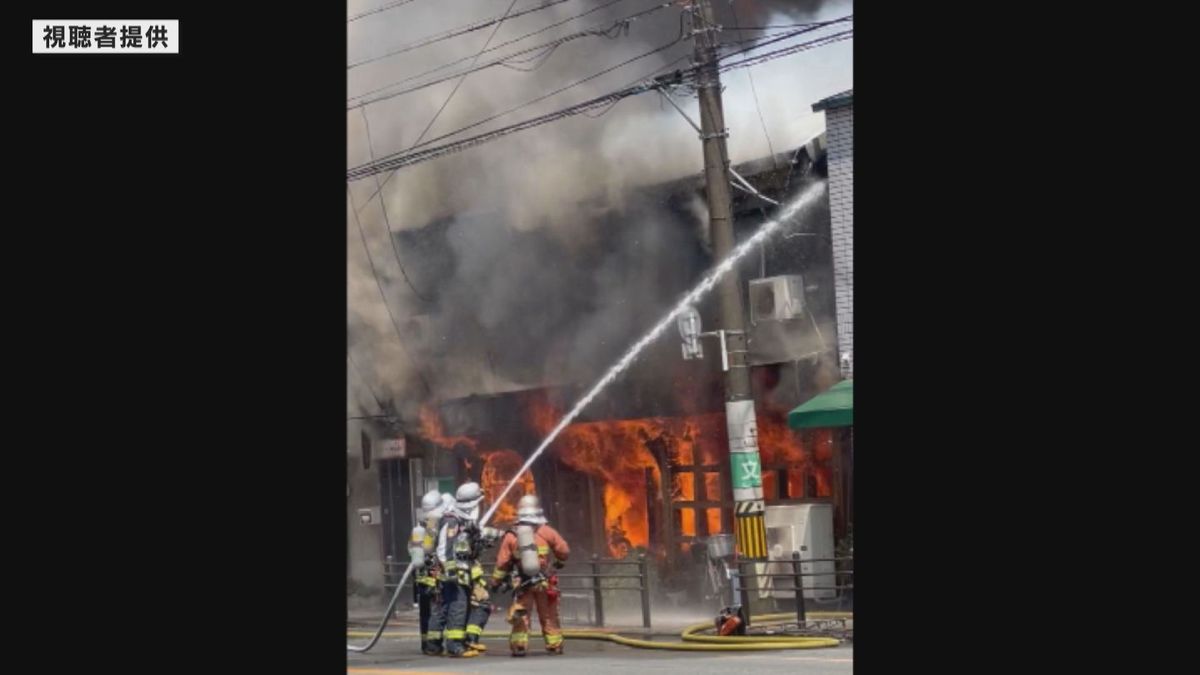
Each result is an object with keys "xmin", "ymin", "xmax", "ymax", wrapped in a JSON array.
[{"xmin": 730, "ymin": 452, "xmax": 763, "ymax": 490}]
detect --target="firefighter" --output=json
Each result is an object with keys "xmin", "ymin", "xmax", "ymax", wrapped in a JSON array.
[
  {"xmin": 461, "ymin": 494, "xmax": 500, "ymax": 652},
  {"xmin": 490, "ymin": 494, "xmax": 570, "ymax": 656},
  {"xmin": 424, "ymin": 493, "xmax": 455, "ymax": 655},
  {"xmin": 409, "ymin": 490, "xmax": 444, "ymax": 656},
  {"xmin": 434, "ymin": 482, "xmax": 487, "ymax": 658}
]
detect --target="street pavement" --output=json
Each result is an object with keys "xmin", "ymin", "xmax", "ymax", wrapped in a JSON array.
[
  {"xmin": 347, "ymin": 636, "xmax": 853, "ymax": 674},
  {"xmin": 347, "ymin": 610, "xmax": 852, "ymax": 674}
]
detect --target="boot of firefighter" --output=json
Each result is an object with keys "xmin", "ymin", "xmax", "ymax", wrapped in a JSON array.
[
  {"xmin": 458, "ymin": 646, "xmax": 480, "ymax": 658},
  {"xmin": 422, "ymin": 583, "xmax": 447, "ymax": 656},
  {"xmin": 465, "ymin": 625, "xmax": 488, "ymax": 651},
  {"xmin": 418, "ymin": 582, "xmax": 444, "ymax": 655},
  {"xmin": 465, "ymin": 629, "xmax": 488, "ymax": 651},
  {"xmin": 421, "ymin": 634, "xmax": 444, "ymax": 656},
  {"xmin": 535, "ymin": 586, "xmax": 564, "ymax": 654},
  {"xmin": 444, "ymin": 630, "xmax": 477, "ymax": 657},
  {"xmin": 442, "ymin": 583, "xmax": 476, "ymax": 657},
  {"xmin": 466, "ymin": 582, "xmax": 492, "ymax": 651},
  {"xmin": 507, "ymin": 599, "xmax": 530, "ymax": 657}
]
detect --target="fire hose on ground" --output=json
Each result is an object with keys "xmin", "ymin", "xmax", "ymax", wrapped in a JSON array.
[
  {"xmin": 348, "ymin": 610, "xmax": 847, "ymax": 652},
  {"xmin": 347, "ymin": 561, "xmax": 418, "ymax": 653}
]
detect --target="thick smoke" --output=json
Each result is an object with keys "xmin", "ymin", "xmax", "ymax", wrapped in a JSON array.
[{"xmin": 346, "ymin": 0, "xmax": 852, "ymax": 417}]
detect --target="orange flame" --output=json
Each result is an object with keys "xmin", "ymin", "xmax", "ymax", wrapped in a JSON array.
[
  {"xmin": 757, "ymin": 413, "xmax": 806, "ymax": 466},
  {"xmin": 555, "ymin": 420, "xmax": 662, "ymax": 557},
  {"xmin": 526, "ymin": 395, "xmax": 664, "ymax": 556},
  {"xmin": 679, "ymin": 508, "xmax": 696, "ymax": 537},
  {"xmin": 705, "ymin": 508, "xmax": 722, "ymax": 536},
  {"xmin": 810, "ymin": 428, "xmax": 833, "ymax": 497},
  {"xmin": 411, "ymin": 390, "xmax": 832, "ymax": 559},
  {"xmin": 417, "ymin": 405, "xmax": 537, "ymax": 521},
  {"xmin": 418, "ymin": 404, "xmax": 478, "ymax": 452},
  {"xmin": 703, "ymin": 472, "xmax": 722, "ymax": 501},
  {"xmin": 521, "ymin": 393, "xmax": 827, "ymax": 553},
  {"xmin": 672, "ymin": 473, "xmax": 695, "ymax": 501},
  {"xmin": 479, "ymin": 449, "xmax": 535, "ymax": 526},
  {"xmin": 756, "ymin": 417, "xmax": 834, "ymax": 499}
]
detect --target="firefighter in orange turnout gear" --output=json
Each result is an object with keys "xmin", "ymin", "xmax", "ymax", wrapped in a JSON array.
[{"xmin": 490, "ymin": 495, "xmax": 570, "ymax": 656}]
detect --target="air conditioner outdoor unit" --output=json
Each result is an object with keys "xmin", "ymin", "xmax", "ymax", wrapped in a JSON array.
[{"xmin": 749, "ymin": 275, "xmax": 806, "ymax": 323}]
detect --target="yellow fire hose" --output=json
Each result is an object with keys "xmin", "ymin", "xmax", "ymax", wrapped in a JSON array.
[{"xmin": 347, "ymin": 612, "xmax": 848, "ymax": 652}]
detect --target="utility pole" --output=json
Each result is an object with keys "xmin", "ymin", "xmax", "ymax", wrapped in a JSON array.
[{"xmin": 691, "ymin": 0, "xmax": 767, "ymax": 561}]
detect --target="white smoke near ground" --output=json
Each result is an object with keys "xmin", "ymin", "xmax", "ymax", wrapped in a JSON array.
[{"xmin": 346, "ymin": 0, "xmax": 852, "ymax": 415}]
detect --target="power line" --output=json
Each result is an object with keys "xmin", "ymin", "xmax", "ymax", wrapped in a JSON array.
[
  {"xmin": 347, "ymin": 0, "xmax": 573, "ymax": 70},
  {"xmin": 717, "ymin": 15, "xmax": 852, "ymax": 60},
  {"xmin": 346, "ymin": 20, "xmax": 626, "ymax": 111},
  {"xmin": 348, "ymin": 352, "xmax": 390, "ymax": 415},
  {"xmin": 351, "ymin": 2, "xmax": 679, "ymax": 214},
  {"xmin": 409, "ymin": 0, "xmax": 521, "ymax": 149},
  {"xmin": 717, "ymin": 30, "xmax": 853, "ymax": 73},
  {"xmin": 353, "ymin": 36, "xmax": 684, "ymax": 180},
  {"xmin": 345, "ymin": 29, "xmax": 850, "ymax": 179},
  {"xmin": 729, "ymin": 0, "xmax": 777, "ymax": 170},
  {"xmin": 715, "ymin": 15, "xmax": 852, "ymax": 53},
  {"xmin": 347, "ymin": 11, "xmax": 846, "ymax": 206},
  {"xmin": 360, "ymin": 106, "xmax": 431, "ymax": 301},
  {"xmin": 497, "ymin": 42, "xmax": 564, "ymax": 71},
  {"xmin": 728, "ymin": 21, "xmax": 829, "ymax": 31},
  {"xmin": 407, "ymin": 35, "xmax": 685, "ymax": 153},
  {"xmin": 347, "ymin": 79, "xmax": 659, "ymax": 180},
  {"xmin": 346, "ymin": 0, "xmax": 644, "ymax": 106},
  {"xmin": 347, "ymin": 185, "xmax": 433, "ymax": 395},
  {"xmin": 347, "ymin": 0, "xmax": 419, "ymax": 24},
  {"xmin": 347, "ymin": 354, "xmax": 406, "ymax": 433},
  {"xmin": 350, "ymin": 0, "xmax": 525, "ymax": 223}
]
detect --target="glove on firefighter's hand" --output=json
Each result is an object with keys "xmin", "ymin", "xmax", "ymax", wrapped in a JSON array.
[{"xmin": 553, "ymin": 559, "xmax": 565, "ymax": 570}]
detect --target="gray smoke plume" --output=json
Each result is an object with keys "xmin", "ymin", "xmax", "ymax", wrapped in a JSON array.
[{"xmin": 346, "ymin": 0, "xmax": 852, "ymax": 418}]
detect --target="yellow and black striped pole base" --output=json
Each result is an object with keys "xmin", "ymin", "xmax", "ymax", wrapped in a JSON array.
[{"xmin": 733, "ymin": 499, "xmax": 767, "ymax": 559}]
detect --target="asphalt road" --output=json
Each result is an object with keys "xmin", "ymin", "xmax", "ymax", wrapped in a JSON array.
[{"xmin": 346, "ymin": 635, "xmax": 853, "ymax": 674}]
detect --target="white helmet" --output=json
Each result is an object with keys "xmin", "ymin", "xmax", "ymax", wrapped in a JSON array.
[
  {"xmin": 441, "ymin": 493, "xmax": 456, "ymax": 510},
  {"xmin": 453, "ymin": 482, "xmax": 484, "ymax": 523},
  {"xmin": 455, "ymin": 481, "xmax": 484, "ymax": 510},
  {"xmin": 420, "ymin": 490, "xmax": 441, "ymax": 517},
  {"xmin": 516, "ymin": 494, "xmax": 546, "ymax": 524}
]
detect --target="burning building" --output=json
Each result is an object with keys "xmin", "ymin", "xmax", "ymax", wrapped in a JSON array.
[
  {"xmin": 350, "ymin": 138, "xmax": 849, "ymax": 578},
  {"xmin": 345, "ymin": 1, "xmax": 855, "ymax": 597}
]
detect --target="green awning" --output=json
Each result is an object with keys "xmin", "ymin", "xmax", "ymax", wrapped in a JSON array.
[{"xmin": 787, "ymin": 379, "xmax": 853, "ymax": 429}]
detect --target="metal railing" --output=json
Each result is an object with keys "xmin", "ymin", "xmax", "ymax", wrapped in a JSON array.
[
  {"xmin": 383, "ymin": 553, "xmax": 653, "ymax": 628},
  {"xmin": 732, "ymin": 551, "xmax": 854, "ymax": 627}
]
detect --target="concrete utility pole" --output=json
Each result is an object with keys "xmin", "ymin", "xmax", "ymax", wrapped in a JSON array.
[{"xmin": 692, "ymin": 0, "xmax": 767, "ymax": 561}]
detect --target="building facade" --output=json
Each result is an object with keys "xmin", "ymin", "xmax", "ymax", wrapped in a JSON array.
[{"xmin": 813, "ymin": 91, "xmax": 853, "ymax": 378}]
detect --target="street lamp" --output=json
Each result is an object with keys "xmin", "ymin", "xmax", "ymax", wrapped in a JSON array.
[
  {"xmin": 678, "ymin": 306, "xmax": 703, "ymax": 360},
  {"xmin": 677, "ymin": 305, "xmax": 737, "ymax": 372}
]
